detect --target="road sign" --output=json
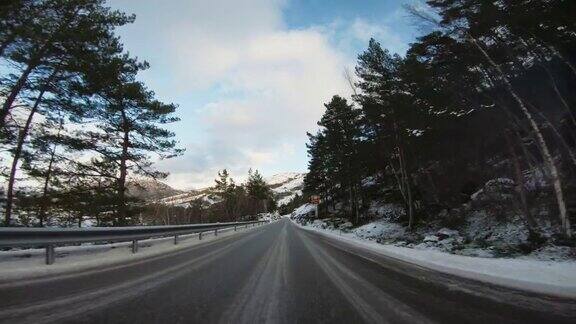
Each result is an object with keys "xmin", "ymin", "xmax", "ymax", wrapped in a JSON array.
[{"xmin": 310, "ymin": 195, "xmax": 320, "ymax": 204}]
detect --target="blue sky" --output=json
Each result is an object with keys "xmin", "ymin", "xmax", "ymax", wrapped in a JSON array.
[{"xmin": 108, "ymin": 0, "xmax": 419, "ymax": 189}]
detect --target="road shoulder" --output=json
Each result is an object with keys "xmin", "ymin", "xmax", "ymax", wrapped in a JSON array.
[{"xmin": 294, "ymin": 221, "xmax": 576, "ymax": 299}]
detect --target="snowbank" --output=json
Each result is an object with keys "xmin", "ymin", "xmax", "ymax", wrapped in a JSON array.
[
  {"xmin": 291, "ymin": 203, "xmax": 316, "ymax": 220},
  {"xmin": 296, "ymin": 221, "xmax": 576, "ymax": 298}
]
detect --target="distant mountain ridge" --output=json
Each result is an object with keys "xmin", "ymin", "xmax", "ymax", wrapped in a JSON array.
[
  {"xmin": 146, "ymin": 172, "xmax": 306, "ymax": 207},
  {"xmin": 157, "ymin": 187, "xmax": 221, "ymax": 206},
  {"xmin": 127, "ymin": 179, "xmax": 184, "ymax": 200}
]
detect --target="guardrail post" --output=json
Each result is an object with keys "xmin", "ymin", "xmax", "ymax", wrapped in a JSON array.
[
  {"xmin": 214, "ymin": 228, "xmax": 218, "ymax": 236},
  {"xmin": 132, "ymin": 240, "xmax": 138, "ymax": 253},
  {"xmin": 45, "ymin": 245, "xmax": 55, "ymax": 265},
  {"xmin": 174, "ymin": 235, "xmax": 179, "ymax": 245},
  {"xmin": 199, "ymin": 232, "xmax": 203, "ymax": 240}
]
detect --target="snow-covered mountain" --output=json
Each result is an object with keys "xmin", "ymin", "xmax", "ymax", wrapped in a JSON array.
[
  {"xmin": 266, "ymin": 172, "xmax": 306, "ymax": 206},
  {"xmin": 127, "ymin": 179, "xmax": 183, "ymax": 200},
  {"xmin": 157, "ymin": 188, "xmax": 220, "ymax": 207},
  {"xmin": 154, "ymin": 172, "xmax": 306, "ymax": 207}
]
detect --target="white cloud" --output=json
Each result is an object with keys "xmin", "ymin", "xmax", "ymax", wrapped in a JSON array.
[
  {"xmin": 152, "ymin": 10, "xmax": 352, "ymax": 188},
  {"xmin": 348, "ymin": 18, "xmax": 409, "ymax": 55},
  {"xmin": 111, "ymin": 0, "xmax": 409, "ymax": 189}
]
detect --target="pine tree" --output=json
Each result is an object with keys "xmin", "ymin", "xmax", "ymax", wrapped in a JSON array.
[
  {"xmin": 354, "ymin": 39, "xmax": 421, "ymax": 228},
  {"xmin": 305, "ymin": 96, "xmax": 363, "ymax": 223},
  {"xmin": 421, "ymin": 0, "xmax": 573, "ymax": 237},
  {"xmin": 81, "ymin": 54, "xmax": 182, "ymax": 225},
  {"xmin": 214, "ymin": 169, "xmax": 240, "ymax": 220},
  {"xmin": 2, "ymin": 0, "xmax": 132, "ymax": 225},
  {"xmin": 0, "ymin": 0, "xmax": 133, "ymax": 129},
  {"xmin": 246, "ymin": 168, "xmax": 274, "ymax": 213}
]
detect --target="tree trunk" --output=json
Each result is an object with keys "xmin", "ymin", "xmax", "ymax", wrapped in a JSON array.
[
  {"xmin": 38, "ymin": 119, "xmax": 64, "ymax": 226},
  {"xmin": 540, "ymin": 64, "xmax": 576, "ymax": 128},
  {"xmin": 3, "ymin": 81, "xmax": 51, "ymax": 226},
  {"xmin": 406, "ymin": 177, "xmax": 414, "ymax": 229},
  {"xmin": 0, "ymin": 62, "xmax": 38, "ymax": 127},
  {"xmin": 469, "ymin": 36, "xmax": 571, "ymax": 238},
  {"xmin": 527, "ymin": 102, "xmax": 576, "ymax": 168},
  {"xmin": 398, "ymin": 145, "xmax": 414, "ymax": 229},
  {"xmin": 118, "ymin": 110, "xmax": 130, "ymax": 223},
  {"xmin": 348, "ymin": 184, "xmax": 354, "ymax": 223},
  {"xmin": 549, "ymin": 45, "xmax": 576, "ymax": 77},
  {"xmin": 505, "ymin": 129, "xmax": 538, "ymax": 234},
  {"xmin": 38, "ymin": 144, "xmax": 57, "ymax": 227},
  {"xmin": 426, "ymin": 170, "xmax": 440, "ymax": 204}
]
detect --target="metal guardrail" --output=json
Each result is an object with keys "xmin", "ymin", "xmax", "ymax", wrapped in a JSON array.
[{"xmin": 0, "ymin": 220, "xmax": 267, "ymax": 264}]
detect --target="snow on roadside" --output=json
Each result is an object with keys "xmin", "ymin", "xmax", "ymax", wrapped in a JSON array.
[
  {"xmin": 353, "ymin": 220, "xmax": 406, "ymax": 240},
  {"xmin": 294, "ymin": 220, "xmax": 576, "ymax": 298},
  {"xmin": 291, "ymin": 203, "xmax": 316, "ymax": 220},
  {"xmin": 0, "ymin": 224, "xmax": 266, "ymax": 281}
]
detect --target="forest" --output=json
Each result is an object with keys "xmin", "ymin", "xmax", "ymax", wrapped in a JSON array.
[
  {"xmin": 0, "ymin": 0, "xmax": 280, "ymax": 227},
  {"xmin": 0, "ymin": 0, "xmax": 182, "ymax": 227},
  {"xmin": 301, "ymin": 0, "xmax": 576, "ymax": 244},
  {"xmin": 140, "ymin": 169, "xmax": 277, "ymax": 226}
]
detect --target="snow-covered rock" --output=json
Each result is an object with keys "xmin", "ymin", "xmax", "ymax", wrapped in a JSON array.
[
  {"xmin": 424, "ymin": 235, "xmax": 440, "ymax": 242},
  {"xmin": 266, "ymin": 172, "xmax": 306, "ymax": 206},
  {"xmin": 465, "ymin": 210, "xmax": 529, "ymax": 246},
  {"xmin": 437, "ymin": 228, "xmax": 459, "ymax": 240},
  {"xmin": 367, "ymin": 201, "xmax": 404, "ymax": 221},
  {"xmin": 291, "ymin": 203, "xmax": 316, "ymax": 220},
  {"xmin": 470, "ymin": 178, "xmax": 515, "ymax": 202},
  {"xmin": 353, "ymin": 220, "xmax": 406, "ymax": 241}
]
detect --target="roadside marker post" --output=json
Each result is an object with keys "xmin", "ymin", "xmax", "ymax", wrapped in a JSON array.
[{"xmin": 45, "ymin": 245, "xmax": 55, "ymax": 265}]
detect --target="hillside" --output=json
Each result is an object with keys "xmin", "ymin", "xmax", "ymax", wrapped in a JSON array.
[
  {"xmin": 154, "ymin": 172, "xmax": 306, "ymax": 207},
  {"xmin": 157, "ymin": 188, "xmax": 221, "ymax": 207},
  {"xmin": 266, "ymin": 172, "xmax": 306, "ymax": 206},
  {"xmin": 127, "ymin": 179, "xmax": 184, "ymax": 200}
]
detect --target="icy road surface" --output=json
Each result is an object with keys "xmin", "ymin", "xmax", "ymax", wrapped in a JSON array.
[{"xmin": 0, "ymin": 218, "xmax": 575, "ymax": 323}]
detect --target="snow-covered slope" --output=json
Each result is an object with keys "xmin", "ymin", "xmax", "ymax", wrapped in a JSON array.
[
  {"xmin": 127, "ymin": 179, "xmax": 183, "ymax": 200},
  {"xmin": 266, "ymin": 172, "xmax": 306, "ymax": 206},
  {"xmin": 157, "ymin": 188, "xmax": 220, "ymax": 207},
  {"xmin": 266, "ymin": 172, "xmax": 304, "ymax": 186},
  {"xmin": 156, "ymin": 172, "xmax": 306, "ymax": 207}
]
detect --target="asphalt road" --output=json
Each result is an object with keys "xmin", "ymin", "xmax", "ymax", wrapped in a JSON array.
[{"xmin": 0, "ymin": 218, "xmax": 575, "ymax": 324}]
